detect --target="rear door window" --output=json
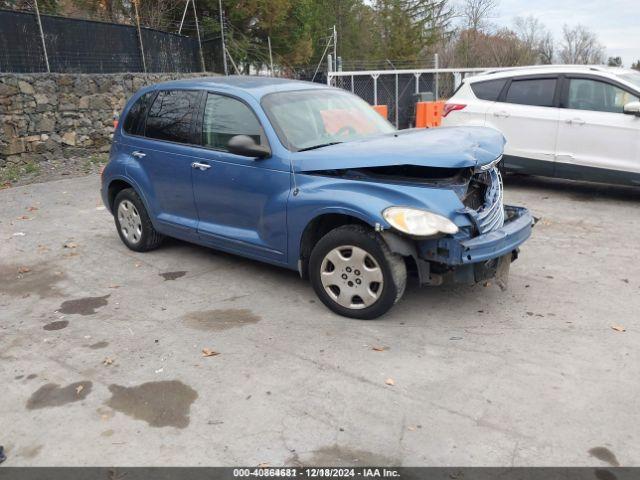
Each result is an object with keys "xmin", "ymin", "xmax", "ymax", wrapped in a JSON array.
[
  {"xmin": 202, "ymin": 93, "xmax": 265, "ymax": 150},
  {"xmin": 505, "ymin": 78, "xmax": 557, "ymax": 107},
  {"xmin": 471, "ymin": 79, "xmax": 507, "ymax": 101},
  {"xmin": 123, "ymin": 92, "xmax": 153, "ymax": 136},
  {"xmin": 145, "ymin": 90, "xmax": 201, "ymax": 144}
]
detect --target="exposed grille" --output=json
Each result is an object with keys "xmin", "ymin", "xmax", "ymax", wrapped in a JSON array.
[
  {"xmin": 463, "ymin": 167, "xmax": 504, "ymax": 234},
  {"xmin": 475, "ymin": 167, "xmax": 504, "ymax": 234}
]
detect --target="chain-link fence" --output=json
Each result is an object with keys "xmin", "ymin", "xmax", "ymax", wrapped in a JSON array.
[{"xmin": 329, "ymin": 68, "xmax": 490, "ymax": 128}]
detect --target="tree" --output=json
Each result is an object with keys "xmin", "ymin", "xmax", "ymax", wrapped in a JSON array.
[
  {"xmin": 461, "ymin": 0, "xmax": 497, "ymax": 31},
  {"xmin": 632, "ymin": 60, "xmax": 640, "ymax": 71},
  {"xmin": 558, "ymin": 24, "xmax": 606, "ymax": 65},
  {"xmin": 607, "ymin": 56, "xmax": 622, "ymax": 67},
  {"xmin": 513, "ymin": 15, "xmax": 553, "ymax": 64}
]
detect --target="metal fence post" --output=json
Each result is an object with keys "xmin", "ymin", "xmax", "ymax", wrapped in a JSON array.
[
  {"xmin": 414, "ymin": 73, "xmax": 420, "ymax": 94},
  {"xmin": 192, "ymin": 0, "xmax": 206, "ymax": 72},
  {"xmin": 133, "ymin": 0, "xmax": 147, "ymax": 73},
  {"xmin": 372, "ymin": 74, "xmax": 378, "ymax": 105},
  {"xmin": 395, "ymin": 73, "xmax": 399, "ymax": 128},
  {"xmin": 33, "ymin": 0, "xmax": 50, "ymax": 72},
  {"xmin": 434, "ymin": 53, "xmax": 439, "ymax": 100}
]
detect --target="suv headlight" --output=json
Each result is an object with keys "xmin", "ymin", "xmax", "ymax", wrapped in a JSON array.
[{"xmin": 382, "ymin": 207, "xmax": 459, "ymax": 237}]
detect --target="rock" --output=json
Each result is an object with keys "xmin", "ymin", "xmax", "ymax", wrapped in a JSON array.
[
  {"xmin": 34, "ymin": 94, "xmax": 50, "ymax": 105},
  {"xmin": 1, "ymin": 138, "xmax": 25, "ymax": 155},
  {"xmin": 18, "ymin": 80, "xmax": 35, "ymax": 94},
  {"xmin": 0, "ymin": 82, "xmax": 19, "ymax": 96},
  {"xmin": 62, "ymin": 132, "xmax": 77, "ymax": 146}
]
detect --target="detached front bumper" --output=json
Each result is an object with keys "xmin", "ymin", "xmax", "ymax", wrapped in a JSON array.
[{"xmin": 383, "ymin": 206, "xmax": 533, "ymax": 286}]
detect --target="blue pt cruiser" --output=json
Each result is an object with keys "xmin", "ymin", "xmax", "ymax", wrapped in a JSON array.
[{"xmin": 101, "ymin": 76, "xmax": 534, "ymax": 319}]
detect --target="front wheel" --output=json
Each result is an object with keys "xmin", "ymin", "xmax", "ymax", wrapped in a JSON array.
[{"xmin": 309, "ymin": 225, "xmax": 407, "ymax": 319}]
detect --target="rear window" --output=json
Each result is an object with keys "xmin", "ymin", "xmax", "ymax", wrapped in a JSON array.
[
  {"xmin": 123, "ymin": 92, "xmax": 153, "ymax": 136},
  {"xmin": 505, "ymin": 78, "xmax": 557, "ymax": 107},
  {"xmin": 145, "ymin": 90, "xmax": 200, "ymax": 144},
  {"xmin": 471, "ymin": 79, "xmax": 507, "ymax": 101}
]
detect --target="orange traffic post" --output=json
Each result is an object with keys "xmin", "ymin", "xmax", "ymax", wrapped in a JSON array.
[
  {"xmin": 372, "ymin": 104, "xmax": 388, "ymax": 119},
  {"xmin": 415, "ymin": 101, "xmax": 445, "ymax": 128}
]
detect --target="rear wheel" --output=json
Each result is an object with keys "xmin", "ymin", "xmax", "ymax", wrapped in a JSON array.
[
  {"xmin": 113, "ymin": 188, "xmax": 163, "ymax": 252},
  {"xmin": 309, "ymin": 225, "xmax": 406, "ymax": 319}
]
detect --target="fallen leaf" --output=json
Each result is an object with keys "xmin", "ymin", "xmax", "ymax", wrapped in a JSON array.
[
  {"xmin": 17, "ymin": 215, "xmax": 30, "ymax": 220},
  {"xmin": 27, "ymin": 206, "xmax": 39, "ymax": 212},
  {"xmin": 108, "ymin": 285, "xmax": 120, "ymax": 289},
  {"xmin": 103, "ymin": 357, "xmax": 114, "ymax": 365},
  {"xmin": 202, "ymin": 348, "xmax": 220, "ymax": 357},
  {"xmin": 258, "ymin": 463, "xmax": 269, "ymax": 468},
  {"xmin": 407, "ymin": 426, "xmax": 416, "ymax": 431},
  {"xmin": 64, "ymin": 242, "xmax": 78, "ymax": 249},
  {"xmin": 611, "ymin": 325, "xmax": 626, "ymax": 332},
  {"xmin": 134, "ymin": 263, "xmax": 141, "ymax": 268},
  {"xmin": 385, "ymin": 378, "xmax": 395, "ymax": 386},
  {"xmin": 372, "ymin": 345, "xmax": 387, "ymax": 352},
  {"xmin": 76, "ymin": 385, "xmax": 84, "ymax": 395},
  {"xmin": 17, "ymin": 266, "xmax": 31, "ymax": 274}
]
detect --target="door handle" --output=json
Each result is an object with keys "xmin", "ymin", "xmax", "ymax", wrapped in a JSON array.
[
  {"xmin": 132, "ymin": 151, "xmax": 146, "ymax": 159},
  {"xmin": 565, "ymin": 118, "xmax": 585, "ymax": 125},
  {"xmin": 493, "ymin": 111, "xmax": 510, "ymax": 118},
  {"xmin": 191, "ymin": 162, "xmax": 211, "ymax": 171}
]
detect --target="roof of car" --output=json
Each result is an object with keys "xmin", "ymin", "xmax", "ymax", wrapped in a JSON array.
[
  {"xmin": 469, "ymin": 65, "xmax": 636, "ymax": 82},
  {"xmin": 148, "ymin": 75, "xmax": 328, "ymax": 100}
]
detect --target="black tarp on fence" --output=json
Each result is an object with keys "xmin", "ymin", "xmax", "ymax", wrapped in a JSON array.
[{"xmin": 0, "ymin": 9, "xmax": 202, "ymax": 73}]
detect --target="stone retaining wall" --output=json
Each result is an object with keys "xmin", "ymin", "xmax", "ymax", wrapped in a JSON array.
[{"xmin": 0, "ymin": 73, "xmax": 212, "ymax": 168}]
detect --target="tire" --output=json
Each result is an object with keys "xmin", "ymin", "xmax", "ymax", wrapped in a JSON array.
[
  {"xmin": 309, "ymin": 224, "xmax": 407, "ymax": 320},
  {"xmin": 113, "ymin": 188, "xmax": 163, "ymax": 252}
]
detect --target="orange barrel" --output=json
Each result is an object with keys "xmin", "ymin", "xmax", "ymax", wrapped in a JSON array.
[
  {"xmin": 415, "ymin": 102, "xmax": 428, "ymax": 128},
  {"xmin": 415, "ymin": 101, "xmax": 445, "ymax": 128},
  {"xmin": 372, "ymin": 104, "xmax": 388, "ymax": 119}
]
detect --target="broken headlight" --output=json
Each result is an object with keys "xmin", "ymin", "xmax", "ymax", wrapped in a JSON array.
[{"xmin": 382, "ymin": 207, "xmax": 459, "ymax": 237}]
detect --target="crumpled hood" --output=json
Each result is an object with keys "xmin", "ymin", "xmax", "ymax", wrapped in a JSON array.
[{"xmin": 294, "ymin": 126, "xmax": 505, "ymax": 172}]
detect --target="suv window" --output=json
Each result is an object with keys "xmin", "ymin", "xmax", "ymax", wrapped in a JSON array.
[
  {"xmin": 145, "ymin": 90, "xmax": 200, "ymax": 144},
  {"xmin": 202, "ymin": 93, "xmax": 264, "ymax": 150},
  {"xmin": 123, "ymin": 92, "xmax": 153, "ymax": 136},
  {"xmin": 505, "ymin": 78, "xmax": 556, "ymax": 107},
  {"xmin": 471, "ymin": 79, "xmax": 507, "ymax": 101},
  {"xmin": 568, "ymin": 78, "xmax": 639, "ymax": 113}
]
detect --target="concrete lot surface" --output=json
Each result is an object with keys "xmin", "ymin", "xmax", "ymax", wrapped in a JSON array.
[{"xmin": 1, "ymin": 174, "xmax": 639, "ymax": 466}]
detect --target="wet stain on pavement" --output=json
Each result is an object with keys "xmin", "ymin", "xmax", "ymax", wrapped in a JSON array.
[
  {"xmin": 105, "ymin": 380, "xmax": 198, "ymax": 428},
  {"xmin": 589, "ymin": 447, "xmax": 620, "ymax": 467},
  {"xmin": 0, "ymin": 263, "xmax": 66, "ymax": 298},
  {"xmin": 288, "ymin": 445, "xmax": 397, "ymax": 467},
  {"xmin": 26, "ymin": 381, "xmax": 93, "ymax": 409},
  {"xmin": 88, "ymin": 341, "xmax": 109, "ymax": 349},
  {"xmin": 183, "ymin": 309, "xmax": 261, "ymax": 332},
  {"xmin": 14, "ymin": 375, "xmax": 24, "ymax": 380},
  {"xmin": 43, "ymin": 320, "xmax": 69, "ymax": 331},
  {"xmin": 16, "ymin": 444, "xmax": 43, "ymax": 459},
  {"xmin": 26, "ymin": 374, "xmax": 37, "ymax": 380},
  {"xmin": 59, "ymin": 294, "xmax": 110, "ymax": 316},
  {"xmin": 159, "ymin": 271, "xmax": 187, "ymax": 281}
]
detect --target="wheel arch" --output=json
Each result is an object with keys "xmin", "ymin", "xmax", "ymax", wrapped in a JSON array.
[{"xmin": 298, "ymin": 213, "xmax": 371, "ymax": 279}]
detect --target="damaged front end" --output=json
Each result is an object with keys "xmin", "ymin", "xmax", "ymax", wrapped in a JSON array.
[{"xmin": 308, "ymin": 161, "xmax": 533, "ymax": 288}]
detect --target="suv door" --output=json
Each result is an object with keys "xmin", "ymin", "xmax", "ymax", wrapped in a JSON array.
[
  {"xmin": 122, "ymin": 89, "xmax": 202, "ymax": 237},
  {"xmin": 556, "ymin": 75, "xmax": 640, "ymax": 183},
  {"xmin": 190, "ymin": 92, "xmax": 290, "ymax": 263},
  {"xmin": 485, "ymin": 75, "xmax": 560, "ymax": 176}
]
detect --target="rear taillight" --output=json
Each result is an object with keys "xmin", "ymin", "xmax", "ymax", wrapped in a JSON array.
[{"xmin": 443, "ymin": 103, "xmax": 466, "ymax": 117}]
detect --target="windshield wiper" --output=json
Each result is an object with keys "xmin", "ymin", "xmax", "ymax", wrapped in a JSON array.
[{"xmin": 297, "ymin": 142, "xmax": 343, "ymax": 152}]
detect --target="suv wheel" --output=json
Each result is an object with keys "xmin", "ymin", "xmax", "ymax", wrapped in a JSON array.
[
  {"xmin": 113, "ymin": 188, "xmax": 163, "ymax": 252},
  {"xmin": 309, "ymin": 225, "xmax": 407, "ymax": 319}
]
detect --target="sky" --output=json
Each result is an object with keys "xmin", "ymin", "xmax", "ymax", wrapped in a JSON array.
[{"xmin": 490, "ymin": 0, "xmax": 640, "ymax": 67}]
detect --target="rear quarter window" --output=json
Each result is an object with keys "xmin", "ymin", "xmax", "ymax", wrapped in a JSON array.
[
  {"xmin": 123, "ymin": 92, "xmax": 153, "ymax": 136},
  {"xmin": 470, "ymin": 79, "xmax": 507, "ymax": 101}
]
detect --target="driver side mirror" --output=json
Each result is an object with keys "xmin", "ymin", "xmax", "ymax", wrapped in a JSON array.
[
  {"xmin": 228, "ymin": 135, "xmax": 271, "ymax": 159},
  {"xmin": 623, "ymin": 101, "xmax": 640, "ymax": 116}
]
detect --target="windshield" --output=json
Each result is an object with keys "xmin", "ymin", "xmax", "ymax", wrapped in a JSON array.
[
  {"xmin": 618, "ymin": 72, "xmax": 640, "ymax": 91},
  {"xmin": 261, "ymin": 89, "xmax": 396, "ymax": 151}
]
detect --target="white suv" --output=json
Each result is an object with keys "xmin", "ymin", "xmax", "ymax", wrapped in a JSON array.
[{"xmin": 442, "ymin": 65, "xmax": 640, "ymax": 186}]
